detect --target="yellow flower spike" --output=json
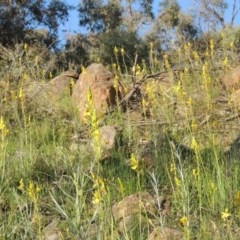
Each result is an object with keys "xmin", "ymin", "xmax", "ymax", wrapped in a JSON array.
[
  {"xmin": 0, "ymin": 117, "xmax": 5, "ymax": 131},
  {"xmin": 23, "ymin": 73, "xmax": 28, "ymax": 81},
  {"xmin": 205, "ymin": 48, "xmax": 210, "ymax": 57},
  {"xmin": 187, "ymin": 97, "xmax": 193, "ymax": 107},
  {"xmin": 92, "ymin": 190, "xmax": 102, "ymax": 205},
  {"xmin": 18, "ymin": 178, "xmax": 25, "ymax": 191},
  {"xmin": 113, "ymin": 75, "xmax": 119, "ymax": 90},
  {"xmin": 24, "ymin": 43, "xmax": 28, "ymax": 50},
  {"xmin": 180, "ymin": 216, "xmax": 188, "ymax": 226},
  {"xmin": 19, "ymin": 87, "xmax": 25, "ymax": 100},
  {"xmin": 130, "ymin": 153, "xmax": 139, "ymax": 171},
  {"xmin": 184, "ymin": 66, "xmax": 189, "ymax": 74},
  {"xmin": 223, "ymin": 57, "xmax": 229, "ymax": 68},
  {"xmin": 234, "ymin": 191, "xmax": 240, "ymax": 207},
  {"xmin": 81, "ymin": 66, "xmax": 86, "ymax": 74},
  {"xmin": 193, "ymin": 51, "xmax": 200, "ymax": 62},
  {"xmin": 230, "ymin": 41, "xmax": 234, "ymax": 49},
  {"xmin": 210, "ymin": 182, "xmax": 217, "ymax": 191},
  {"xmin": 191, "ymin": 137, "xmax": 199, "ymax": 151},
  {"xmin": 191, "ymin": 119, "xmax": 198, "ymax": 131},
  {"xmin": 210, "ymin": 39, "xmax": 214, "ymax": 58},
  {"xmin": 27, "ymin": 181, "xmax": 40, "ymax": 200},
  {"xmin": 114, "ymin": 46, "xmax": 118, "ymax": 55},
  {"xmin": 192, "ymin": 169, "xmax": 198, "ymax": 178},
  {"xmin": 176, "ymin": 80, "xmax": 182, "ymax": 92},
  {"xmin": 121, "ymin": 48, "xmax": 125, "ymax": 55},
  {"xmin": 112, "ymin": 63, "xmax": 117, "ymax": 70},
  {"xmin": 221, "ymin": 208, "xmax": 231, "ymax": 221},
  {"xmin": 49, "ymin": 71, "xmax": 53, "ymax": 79},
  {"xmin": 174, "ymin": 176, "xmax": 181, "ymax": 187}
]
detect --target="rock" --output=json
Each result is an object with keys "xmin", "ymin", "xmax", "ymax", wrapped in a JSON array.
[
  {"xmin": 72, "ymin": 63, "xmax": 123, "ymax": 121},
  {"xmin": 43, "ymin": 219, "xmax": 60, "ymax": 240},
  {"xmin": 48, "ymin": 70, "xmax": 79, "ymax": 97},
  {"xmin": 99, "ymin": 126, "xmax": 121, "ymax": 154},
  {"xmin": 221, "ymin": 65, "xmax": 240, "ymax": 91},
  {"xmin": 149, "ymin": 226, "xmax": 184, "ymax": 240},
  {"xmin": 112, "ymin": 192, "xmax": 165, "ymax": 234},
  {"xmin": 22, "ymin": 70, "xmax": 78, "ymax": 116}
]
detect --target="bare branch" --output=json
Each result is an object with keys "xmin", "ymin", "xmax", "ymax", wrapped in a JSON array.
[{"xmin": 231, "ymin": 0, "xmax": 240, "ymax": 26}]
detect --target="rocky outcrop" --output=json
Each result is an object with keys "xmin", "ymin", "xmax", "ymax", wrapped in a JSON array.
[
  {"xmin": 72, "ymin": 63, "xmax": 123, "ymax": 121},
  {"xmin": 21, "ymin": 70, "xmax": 78, "ymax": 115}
]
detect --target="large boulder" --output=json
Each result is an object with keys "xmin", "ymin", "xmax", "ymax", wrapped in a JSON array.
[
  {"xmin": 221, "ymin": 65, "xmax": 240, "ymax": 91},
  {"xmin": 112, "ymin": 192, "xmax": 156, "ymax": 234},
  {"xmin": 48, "ymin": 70, "xmax": 79, "ymax": 97},
  {"xmin": 72, "ymin": 63, "xmax": 123, "ymax": 121}
]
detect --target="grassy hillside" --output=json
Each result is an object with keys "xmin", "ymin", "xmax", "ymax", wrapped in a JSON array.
[{"xmin": 0, "ymin": 39, "xmax": 240, "ymax": 240}]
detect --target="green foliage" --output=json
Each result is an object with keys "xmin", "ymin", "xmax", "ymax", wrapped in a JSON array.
[
  {"xmin": 93, "ymin": 29, "xmax": 149, "ymax": 67},
  {"xmin": 1, "ymin": 2, "xmax": 240, "ymax": 239},
  {"xmin": 78, "ymin": 0, "xmax": 122, "ymax": 33},
  {"xmin": 0, "ymin": 0, "xmax": 70, "ymax": 47}
]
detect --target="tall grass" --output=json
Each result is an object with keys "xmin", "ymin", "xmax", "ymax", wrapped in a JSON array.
[{"xmin": 0, "ymin": 38, "xmax": 240, "ymax": 240}]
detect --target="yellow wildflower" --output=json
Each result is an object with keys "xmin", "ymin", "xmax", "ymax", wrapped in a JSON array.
[
  {"xmin": 210, "ymin": 182, "xmax": 217, "ymax": 191},
  {"xmin": 180, "ymin": 216, "xmax": 188, "ymax": 226},
  {"xmin": 221, "ymin": 208, "xmax": 231, "ymax": 221},
  {"xmin": 210, "ymin": 39, "xmax": 214, "ymax": 58},
  {"xmin": 187, "ymin": 97, "xmax": 193, "ymax": 106},
  {"xmin": 0, "ymin": 116, "xmax": 9, "ymax": 137},
  {"xmin": 193, "ymin": 51, "xmax": 200, "ymax": 62},
  {"xmin": 91, "ymin": 174, "xmax": 107, "ymax": 205},
  {"xmin": 27, "ymin": 181, "xmax": 40, "ymax": 200},
  {"xmin": 92, "ymin": 190, "xmax": 102, "ymax": 205},
  {"xmin": 191, "ymin": 137, "xmax": 199, "ymax": 151},
  {"xmin": 49, "ymin": 71, "xmax": 53, "ymax": 79},
  {"xmin": 174, "ymin": 176, "xmax": 181, "ymax": 187},
  {"xmin": 0, "ymin": 117, "xmax": 6, "ymax": 131},
  {"xmin": 18, "ymin": 87, "xmax": 25, "ymax": 100},
  {"xmin": 113, "ymin": 75, "xmax": 119, "ymax": 90},
  {"xmin": 192, "ymin": 168, "xmax": 198, "ymax": 178},
  {"xmin": 130, "ymin": 153, "xmax": 139, "ymax": 171},
  {"xmin": 81, "ymin": 66, "xmax": 86, "ymax": 74},
  {"xmin": 191, "ymin": 120, "xmax": 198, "ymax": 131},
  {"xmin": 223, "ymin": 57, "xmax": 229, "ymax": 69},
  {"xmin": 114, "ymin": 46, "xmax": 118, "ymax": 55},
  {"xmin": 121, "ymin": 48, "xmax": 125, "ymax": 55},
  {"xmin": 135, "ymin": 64, "xmax": 141, "ymax": 76},
  {"xmin": 18, "ymin": 178, "xmax": 25, "ymax": 191}
]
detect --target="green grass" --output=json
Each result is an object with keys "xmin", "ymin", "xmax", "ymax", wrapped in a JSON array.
[{"xmin": 1, "ymin": 41, "xmax": 240, "ymax": 239}]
